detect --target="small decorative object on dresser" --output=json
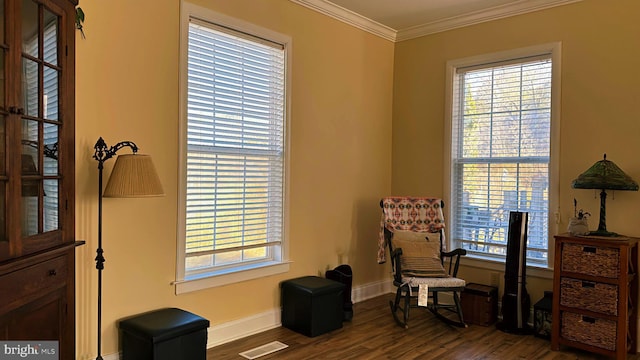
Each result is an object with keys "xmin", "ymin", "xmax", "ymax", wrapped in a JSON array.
[
  {"xmin": 552, "ymin": 234, "xmax": 638, "ymax": 359},
  {"xmin": 567, "ymin": 199, "xmax": 589, "ymax": 236}
]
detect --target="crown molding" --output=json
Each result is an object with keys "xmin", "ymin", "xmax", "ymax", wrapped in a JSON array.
[
  {"xmin": 289, "ymin": 0, "xmax": 397, "ymax": 42},
  {"xmin": 290, "ymin": 0, "xmax": 582, "ymax": 43},
  {"xmin": 396, "ymin": 0, "xmax": 583, "ymax": 41}
]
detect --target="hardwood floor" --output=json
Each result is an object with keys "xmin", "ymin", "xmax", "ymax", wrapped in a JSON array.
[{"xmin": 207, "ymin": 294, "xmax": 637, "ymax": 359}]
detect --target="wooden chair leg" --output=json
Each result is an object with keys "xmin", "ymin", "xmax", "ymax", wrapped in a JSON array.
[
  {"xmin": 431, "ymin": 291, "xmax": 467, "ymax": 328},
  {"xmin": 453, "ymin": 291, "xmax": 466, "ymax": 326},
  {"xmin": 432, "ymin": 291, "xmax": 439, "ymax": 312},
  {"xmin": 403, "ymin": 287, "xmax": 411, "ymax": 327},
  {"xmin": 390, "ymin": 286, "xmax": 408, "ymax": 328},
  {"xmin": 389, "ymin": 287, "xmax": 401, "ymax": 312}
]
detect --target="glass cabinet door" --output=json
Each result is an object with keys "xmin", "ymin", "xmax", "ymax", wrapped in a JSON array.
[
  {"xmin": 19, "ymin": 0, "xmax": 62, "ymax": 249},
  {"xmin": 0, "ymin": 0, "xmax": 72, "ymax": 261}
]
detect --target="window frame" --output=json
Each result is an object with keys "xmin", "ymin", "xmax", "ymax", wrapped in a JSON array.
[
  {"xmin": 444, "ymin": 43, "xmax": 561, "ymax": 270},
  {"xmin": 175, "ymin": 2, "xmax": 291, "ymax": 294}
]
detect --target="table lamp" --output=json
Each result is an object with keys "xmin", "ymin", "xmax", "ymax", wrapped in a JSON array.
[{"xmin": 571, "ymin": 154, "xmax": 638, "ymax": 236}]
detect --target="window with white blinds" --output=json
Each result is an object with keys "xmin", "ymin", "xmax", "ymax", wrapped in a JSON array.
[
  {"xmin": 449, "ymin": 48, "xmax": 557, "ymax": 266},
  {"xmin": 182, "ymin": 15, "xmax": 286, "ymax": 278}
]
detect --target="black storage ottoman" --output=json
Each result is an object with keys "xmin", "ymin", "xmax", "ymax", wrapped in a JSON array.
[
  {"xmin": 281, "ymin": 276, "xmax": 344, "ymax": 337},
  {"xmin": 119, "ymin": 308, "xmax": 209, "ymax": 360}
]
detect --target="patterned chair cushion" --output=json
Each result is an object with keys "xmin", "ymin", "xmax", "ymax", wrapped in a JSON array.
[
  {"xmin": 392, "ymin": 230, "xmax": 447, "ymax": 278},
  {"xmin": 402, "ymin": 276, "xmax": 466, "ymax": 288}
]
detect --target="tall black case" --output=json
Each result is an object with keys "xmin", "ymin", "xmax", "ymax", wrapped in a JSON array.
[{"xmin": 497, "ymin": 211, "xmax": 531, "ymax": 334}]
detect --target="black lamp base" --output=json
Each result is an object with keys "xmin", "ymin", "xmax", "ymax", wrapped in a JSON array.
[
  {"xmin": 588, "ymin": 189, "xmax": 620, "ymax": 237},
  {"xmin": 588, "ymin": 229, "xmax": 619, "ymax": 237}
]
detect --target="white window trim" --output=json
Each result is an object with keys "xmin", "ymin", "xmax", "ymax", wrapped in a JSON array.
[
  {"xmin": 175, "ymin": 1, "xmax": 292, "ymax": 294},
  {"xmin": 443, "ymin": 42, "xmax": 562, "ymax": 269}
]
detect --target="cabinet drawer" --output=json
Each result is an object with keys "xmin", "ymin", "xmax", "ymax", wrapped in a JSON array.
[
  {"xmin": 560, "ymin": 277, "xmax": 618, "ymax": 315},
  {"xmin": 561, "ymin": 243, "xmax": 619, "ymax": 278},
  {"xmin": 0, "ymin": 255, "xmax": 68, "ymax": 309},
  {"xmin": 561, "ymin": 311, "xmax": 617, "ymax": 351}
]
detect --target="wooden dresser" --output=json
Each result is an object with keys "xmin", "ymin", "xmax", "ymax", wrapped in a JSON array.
[{"xmin": 552, "ymin": 234, "xmax": 638, "ymax": 359}]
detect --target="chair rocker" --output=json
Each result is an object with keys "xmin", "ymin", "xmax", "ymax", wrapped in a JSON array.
[{"xmin": 380, "ymin": 197, "xmax": 467, "ymax": 329}]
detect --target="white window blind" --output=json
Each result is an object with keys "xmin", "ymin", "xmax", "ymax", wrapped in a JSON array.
[
  {"xmin": 22, "ymin": 15, "xmax": 59, "ymax": 235},
  {"xmin": 184, "ymin": 18, "xmax": 285, "ymax": 275},
  {"xmin": 451, "ymin": 55, "xmax": 552, "ymax": 266}
]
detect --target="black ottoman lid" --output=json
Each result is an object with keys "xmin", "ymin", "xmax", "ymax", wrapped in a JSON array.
[
  {"xmin": 282, "ymin": 276, "xmax": 344, "ymax": 295},
  {"xmin": 119, "ymin": 308, "xmax": 210, "ymax": 343}
]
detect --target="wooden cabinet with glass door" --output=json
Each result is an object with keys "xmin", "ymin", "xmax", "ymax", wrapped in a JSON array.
[{"xmin": 0, "ymin": 1, "xmax": 80, "ymax": 359}]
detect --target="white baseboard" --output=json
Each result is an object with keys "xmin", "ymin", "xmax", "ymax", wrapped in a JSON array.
[
  {"xmin": 207, "ymin": 308, "xmax": 282, "ymax": 348},
  {"xmin": 353, "ymin": 278, "xmax": 393, "ymax": 303}
]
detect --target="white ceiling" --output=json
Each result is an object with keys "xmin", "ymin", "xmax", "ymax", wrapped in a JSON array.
[{"xmin": 291, "ymin": 0, "xmax": 582, "ymax": 41}]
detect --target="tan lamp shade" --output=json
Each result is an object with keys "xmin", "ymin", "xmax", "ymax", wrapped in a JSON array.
[{"xmin": 103, "ymin": 154, "xmax": 164, "ymax": 198}]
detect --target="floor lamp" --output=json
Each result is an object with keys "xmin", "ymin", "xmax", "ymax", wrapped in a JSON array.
[{"xmin": 93, "ymin": 137, "xmax": 164, "ymax": 360}]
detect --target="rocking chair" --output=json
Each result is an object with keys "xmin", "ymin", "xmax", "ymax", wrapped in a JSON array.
[{"xmin": 380, "ymin": 197, "xmax": 467, "ymax": 328}]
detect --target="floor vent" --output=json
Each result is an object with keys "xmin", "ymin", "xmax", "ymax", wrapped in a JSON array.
[{"xmin": 239, "ymin": 341, "xmax": 288, "ymax": 359}]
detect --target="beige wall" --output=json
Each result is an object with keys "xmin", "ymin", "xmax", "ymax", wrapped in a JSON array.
[
  {"xmin": 75, "ymin": 0, "xmax": 394, "ymax": 357},
  {"xmin": 392, "ymin": 0, "xmax": 640, "ymax": 302}
]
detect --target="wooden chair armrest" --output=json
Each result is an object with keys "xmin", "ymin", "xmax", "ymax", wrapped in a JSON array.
[
  {"xmin": 442, "ymin": 248, "xmax": 467, "ymax": 258},
  {"xmin": 441, "ymin": 248, "xmax": 466, "ymax": 277}
]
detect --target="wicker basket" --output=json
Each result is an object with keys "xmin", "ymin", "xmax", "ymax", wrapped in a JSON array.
[
  {"xmin": 561, "ymin": 311, "xmax": 617, "ymax": 351},
  {"xmin": 561, "ymin": 243, "xmax": 619, "ymax": 278},
  {"xmin": 560, "ymin": 277, "xmax": 618, "ymax": 315}
]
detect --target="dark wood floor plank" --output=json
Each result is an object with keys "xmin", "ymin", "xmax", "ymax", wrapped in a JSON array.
[{"xmin": 208, "ymin": 294, "xmax": 637, "ymax": 359}]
